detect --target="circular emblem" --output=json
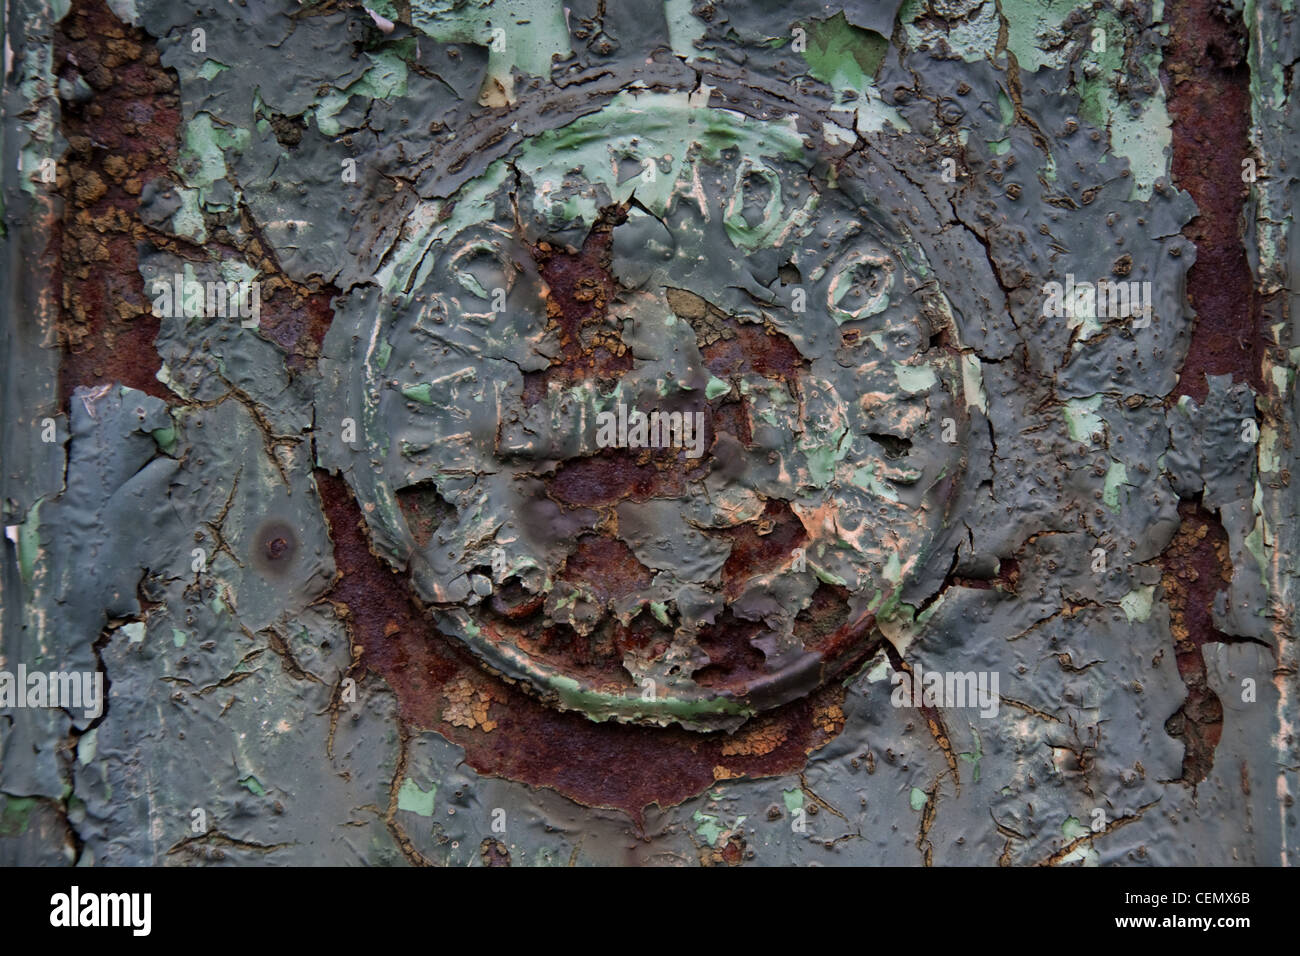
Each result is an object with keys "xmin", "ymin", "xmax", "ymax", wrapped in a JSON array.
[{"xmin": 334, "ymin": 83, "xmax": 971, "ymax": 730}]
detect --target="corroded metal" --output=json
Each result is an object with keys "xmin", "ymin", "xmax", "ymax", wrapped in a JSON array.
[{"xmin": 326, "ymin": 84, "xmax": 971, "ymax": 728}]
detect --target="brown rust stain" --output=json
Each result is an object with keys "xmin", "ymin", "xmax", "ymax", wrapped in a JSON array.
[
  {"xmin": 55, "ymin": 0, "xmax": 339, "ymax": 409},
  {"xmin": 1162, "ymin": 0, "xmax": 1266, "ymax": 402},
  {"xmin": 522, "ymin": 202, "xmax": 632, "ymax": 404},
  {"xmin": 316, "ymin": 468, "xmax": 848, "ymax": 825},
  {"xmin": 55, "ymin": 0, "xmax": 183, "ymax": 405},
  {"xmin": 1158, "ymin": 501, "xmax": 1235, "ymax": 784},
  {"xmin": 1157, "ymin": 1, "xmax": 1266, "ymax": 785}
]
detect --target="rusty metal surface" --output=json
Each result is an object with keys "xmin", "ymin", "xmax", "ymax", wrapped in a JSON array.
[{"xmin": 0, "ymin": 0, "xmax": 1297, "ymax": 867}]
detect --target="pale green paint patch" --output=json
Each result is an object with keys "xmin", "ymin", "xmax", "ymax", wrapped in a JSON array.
[
  {"xmin": 77, "ymin": 727, "xmax": 98, "ymax": 766},
  {"xmin": 17, "ymin": 499, "xmax": 41, "ymax": 585},
  {"xmin": 664, "ymin": 0, "xmax": 707, "ymax": 58},
  {"xmin": 1064, "ymin": 395, "xmax": 1104, "ymax": 444},
  {"xmin": 1062, "ymin": 816, "xmax": 1090, "ymax": 840},
  {"xmin": 1000, "ymin": 0, "xmax": 1081, "ymax": 73},
  {"xmin": 958, "ymin": 725, "xmax": 982, "ymax": 783},
  {"xmin": 693, "ymin": 810, "xmax": 723, "ymax": 845},
  {"xmin": 909, "ymin": 786, "xmax": 927, "ymax": 811},
  {"xmin": 1119, "ymin": 584, "xmax": 1155, "ymax": 623},
  {"xmin": 894, "ymin": 362, "xmax": 937, "ymax": 394},
  {"xmin": 151, "ymin": 425, "xmax": 177, "ymax": 455},
  {"xmin": 1102, "ymin": 461, "xmax": 1127, "ymax": 513},
  {"xmin": 397, "ymin": 777, "xmax": 437, "ymax": 816},
  {"xmin": 197, "ymin": 59, "xmax": 230, "ymax": 80},
  {"xmin": 705, "ymin": 376, "xmax": 732, "ymax": 399}
]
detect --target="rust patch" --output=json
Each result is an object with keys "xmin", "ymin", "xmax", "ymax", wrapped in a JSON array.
[
  {"xmin": 315, "ymin": 468, "xmax": 848, "ymax": 825},
  {"xmin": 55, "ymin": 0, "xmax": 183, "ymax": 405},
  {"xmin": 54, "ymin": 0, "xmax": 336, "ymax": 409},
  {"xmin": 1162, "ymin": 0, "xmax": 1265, "ymax": 402},
  {"xmin": 1158, "ymin": 501, "xmax": 1236, "ymax": 784},
  {"xmin": 522, "ymin": 202, "xmax": 632, "ymax": 404},
  {"xmin": 1158, "ymin": 0, "xmax": 1265, "ymax": 785},
  {"xmin": 716, "ymin": 498, "xmax": 808, "ymax": 600}
]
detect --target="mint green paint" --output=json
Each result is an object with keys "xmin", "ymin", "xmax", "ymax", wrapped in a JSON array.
[
  {"xmin": 664, "ymin": 0, "xmax": 707, "ymax": 59},
  {"xmin": 811, "ymin": 563, "xmax": 849, "ymax": 587},
  {"xmin": 1119, "ymin": 585, "xmax": 1154, "ymax": 623},
  {"xmin": 693, "ymin": 810, "xmax": 724, "ymax": 846},
  {"xmin": 909, "ymin": 786, "xmax": 927, "ymax": 811},
  {"xmin": 0, "ymin": 795, "xmax": 37, "ymax": 836},
  {"xmin": 1062, "ymin": 816, "xmax": 1090, "ymax": 840},
  {"xmin": 151, "ymin": 425, "xmax": 177, "ymax": 455},
  {"xmin": 17, "ymin": 499, "xmax": 41, "ymax": 585},
  {"xmin": 1102, "ymin": 461, "xmax": 1127, "ymax": 513},
  {"xmin": 410, "ymin": 0, "xmax": 570, "ymax": 104},
  {"xmin": 397, "ymin": 778, "xmax": 437, "ymax": 816},
  {"xmin": 197, "ymin": 59, "xmax": 229, "ymax": 80},
  {"xmin": 705, "ymin": 376, "xmax": 732, "ymax": 399},
  {"xmin": 400, "ymin": 383, "xmax": 434, "ymax": 405},
  {"xmin": 1063, "ymin": 395, "xmax": 1104, "ymax": 444},
  {"xmin": 894, "ymin": 363, "xmax": 937, "ymax": 394},
  {"xmin": 782, "ymin": 788, "xmax": 804, "ymax": 814},
  {"xmin": 77, "ymin": 728, "xmax": 98, "ymax": 766},
  {"xmin": 799, "ymin": 13, "xmax": 889, "ymax": 92}
]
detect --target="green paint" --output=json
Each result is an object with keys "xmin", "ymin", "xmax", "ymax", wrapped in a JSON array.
[
  {"xmin": 397, "ymin": 777, "xmax": 436, "ymax": 817},
  {"xmin": 693, "ymin": 810, "xmax": 723, "ymax": 846},
  {"xmin": 410, "ymin": 0, "xmax": 570, "ymax": 103},
  {"xmin": 664, "ymin": 0, "xmax": 707, "ymax": 59},
  {"xmin": 1062, "ymin": 816, "xmax": 1090, "ymax": 840},
  {"xmin": 800, "ymin": 13, "xmax": 889, "ymax": 92},
  {"xmin": 197, "ymin": 59, "xmax": 229, "ymax": 80},
  {"xmin": 782, "ymin": 788, "xmax": 804, "ymax": 814},
  {"xmin": 705, "ymin": 376, "xmax": 732, "ymax": 399},
  {"xmin": 1119, "ymin": 584, "xmax": 1154, "ymax": 623},
  {"xmin": 151, "ymin": 425, "xmax": 177, "ymax": 455},
  {"xmin": 650, "ymin": 601, "xmax": 671, "ymax": 626},
  {"xmin": 1063, "ymin": 395, "xmax": 1104, "ymax": 444},
  {"xmin": 1102, "ymin": 461, "xmax": 1127, "ymax": 513},
  {"xmin": 0, "ymin": 795, "xmax": 37, "ymax": 836},
  {"xmin": 894, "ymin": 363, "xmax": 937, "ymax": 394},
  {"xmin": 239, "ymin": 774, "xmax": 266, "ymax": 797},
  {"xmin": 909, "ymin": 786, "xmax": 927, "ymax": 811},
  {"xmin": 17, "ymin": 499, "xmax": 41, "ymax": 585},
  {"xmin": 401, "ymin": 383, "xmax": 434, "ymax": 405},
  {"xmin": 77, "ymin": 728, "xmax": 98, "ymax": 766}
]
